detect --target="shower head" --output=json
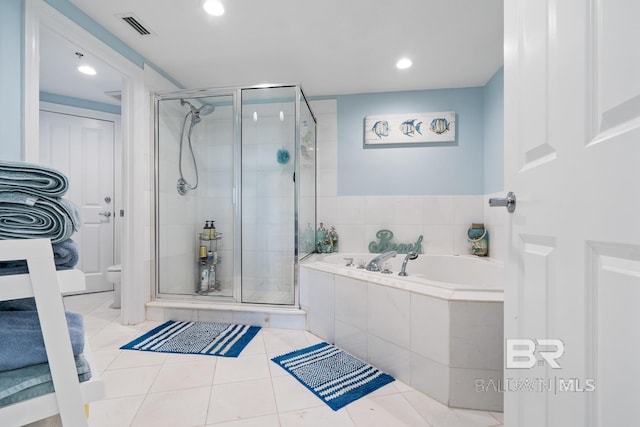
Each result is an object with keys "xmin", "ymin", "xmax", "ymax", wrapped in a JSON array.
[
  {"xmin": 180, "ymin": 99, "xmax": 215, "ymax": 125},
  {"xmin": 199, "ymin": 104, "xmax": 215, "ymax": 116}
]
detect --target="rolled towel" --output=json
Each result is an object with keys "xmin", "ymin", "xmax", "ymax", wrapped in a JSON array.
[
  {"xmin": 0, "ymin": 161, "xmax": 69, "ymax": 197},
  {"xmin": 0, "ymin": 239, "xmax": 79, "ymax": 276},
  {"xmin": 0, "ymin": 191, "xmax": 80, "ymax": 244},
  {"xmin": 0, "ymin": 311, "xmax": 84, "ymax": 372}
]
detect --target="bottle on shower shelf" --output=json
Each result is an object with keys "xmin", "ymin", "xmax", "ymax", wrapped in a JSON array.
[
  {"xmin": 200, "ymin": 262, "xmax": 209, "ymax": 292},
  {"xmin": 197, "ymin": 245, "xmax": 208, "ymax": 292},
  {"xmin": 209, "ymin": 220, "xmax": 216, "ymax": 239},
  {"xmin": 202, "ymin": 221, "xmax": 210, "ymax": 240},
  {"xmin": 208, "ymin": 264, "xmax": 216, "ymax": 290}
]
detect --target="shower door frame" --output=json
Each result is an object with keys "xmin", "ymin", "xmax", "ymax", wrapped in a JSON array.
[{"xmin": 152, "ymin": 84, "xmax": 316, "ymax": 307}]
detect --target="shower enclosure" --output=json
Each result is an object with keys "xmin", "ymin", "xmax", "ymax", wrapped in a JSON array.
[{"xmin": 154, "ymin": 85, "xmax": 316, "ymax": 306}]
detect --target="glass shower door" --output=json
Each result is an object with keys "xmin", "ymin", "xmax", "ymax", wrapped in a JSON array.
[
  {"xmin": 241, "ymin": 87, "xmax": 296, "ymax": 304},
  {"xmin": 298, "ymin": 91, "xmax": 316, "ymax": 260},
  {"xmin": 155, "ymin": 92, "xmax": 235, "ymax": 299}
]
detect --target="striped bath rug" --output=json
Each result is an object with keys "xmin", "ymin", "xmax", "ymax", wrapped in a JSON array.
[
  {"xmin": 120, "ymin": 320, "xmax": 260, "ymax": 358},
  {"xmin": 271, "ymin": 342, "xmax": 395, "ymax": 411}
]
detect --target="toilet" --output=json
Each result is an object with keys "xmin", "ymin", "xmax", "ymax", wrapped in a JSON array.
[{"xmin": 106, "ymin": 264, "xmax": 122, "ymax": 309}]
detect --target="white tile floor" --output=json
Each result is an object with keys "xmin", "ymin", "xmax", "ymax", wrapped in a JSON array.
[{"xmin": 31, "ymin": 292, "xmax": 504, "ymax": 427}]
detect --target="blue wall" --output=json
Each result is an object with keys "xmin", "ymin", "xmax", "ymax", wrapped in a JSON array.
[
  {"xmin": 0, "ymin": 0, "xmax": 24, "ymax": 161},
  {"xmin": 336, "ymin": 87, "xmax": 486, "ymax": 195},
  {"xmin": 483, "ymin": 67, "xmax": 504, "ymax": 193},
  {"xmin": 40, "ymin": 92, "xmax": 121, "ymax": 115}
]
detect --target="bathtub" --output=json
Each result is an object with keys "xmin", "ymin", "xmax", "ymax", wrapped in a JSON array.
[
  {"xmin": 307, "ymin": 253, "xmax": 503, "ymax": 300},
  {"xmin": 300, "ymin": 253, "xmax": 504, "ymax": 411}
]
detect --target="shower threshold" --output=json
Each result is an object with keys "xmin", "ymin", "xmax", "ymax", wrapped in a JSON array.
[{"xmin": 145, "ymin": 299, "xmax": 306, "ymax": 330}]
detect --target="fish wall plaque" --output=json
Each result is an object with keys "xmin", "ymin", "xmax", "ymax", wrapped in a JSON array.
[{"xmin": 364, "ymin": 111, "xmax": 456, "ymax": 145}]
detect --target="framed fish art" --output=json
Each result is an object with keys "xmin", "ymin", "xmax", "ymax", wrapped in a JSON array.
[{"xmin": 364, "ymin": 111, "xmax": 456, "ymax": 145}]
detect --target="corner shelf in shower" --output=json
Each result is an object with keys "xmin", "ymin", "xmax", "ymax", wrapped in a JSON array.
[{"xmin": 197, "ymin": 232, "xmax": 223, "ymax": 295}]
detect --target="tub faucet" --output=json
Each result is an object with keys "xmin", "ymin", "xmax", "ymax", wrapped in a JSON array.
[
  {"xmin": 365, "ymin": 251, "xmax": 397, "ymax": 272},
  {"xmin": 398, "ymin": 252, "xmax": 419, "ymax": 276}
]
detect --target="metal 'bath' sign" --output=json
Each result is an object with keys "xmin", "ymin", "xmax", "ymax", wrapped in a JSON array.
[
  {"xmin": 364, "ymin": 111, "xmax": 456, "ymax": 145},
  {"xmin": 369, "ymin": 230, "xmax": 423, "ymax": 254}
]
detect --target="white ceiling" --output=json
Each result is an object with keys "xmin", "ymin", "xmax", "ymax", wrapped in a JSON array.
[{"xmin": 43, "ymin": 0, "xmax": 503, "ymax": 101}]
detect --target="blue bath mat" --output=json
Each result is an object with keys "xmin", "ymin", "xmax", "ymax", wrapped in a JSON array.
[
  {"xmin": 120, "ymin": 320, "xmax": 260, "ymax": 358},
  {"xmin": 271, "ymin": 342, "xmax": 395, "ymax": 411}
]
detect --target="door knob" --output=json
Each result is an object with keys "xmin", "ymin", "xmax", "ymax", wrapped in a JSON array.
[
  {"xmin": 99, "ymin": 211, "xmax": 112, "ymax": 218},
  {"xmin": 488, "ymin": 192, "xmax": 516, "ymax": 213}
]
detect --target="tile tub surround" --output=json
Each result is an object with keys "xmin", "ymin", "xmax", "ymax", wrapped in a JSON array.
[{"xmin": 300, "ymin": 263, "xmax": 504, "ymax": 412}]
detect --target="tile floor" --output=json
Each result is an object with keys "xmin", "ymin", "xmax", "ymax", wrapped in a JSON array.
[{"xmin": 31, "ymin": 292, "xmax": 504, "ymax": 427}]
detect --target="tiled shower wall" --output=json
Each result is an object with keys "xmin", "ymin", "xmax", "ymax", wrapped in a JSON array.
[{"xmin": 310, "ymin": 99, "xmax": 507, "ymax": 260}]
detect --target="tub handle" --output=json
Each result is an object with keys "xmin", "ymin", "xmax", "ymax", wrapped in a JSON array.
[
  {"xmin": 488, "ymin": 192, "xmax": 516, "ymax": 213},
  {"xmin": 344, "ymin": 257, "xmax": 355, "ymax": 267}
]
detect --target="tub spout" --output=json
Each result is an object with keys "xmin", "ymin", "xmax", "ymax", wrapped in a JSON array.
[
  {"xmin": 398, "ymin": 251, "xmax": 419, "ymax": 276},
  {"xmin": 365, "ymin": 251, "xmax": 397, "ymax": 272}
]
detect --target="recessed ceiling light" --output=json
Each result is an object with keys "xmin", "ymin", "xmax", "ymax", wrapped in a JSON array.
[
  {"xmin": 77, "ymin": 65, "xmax": 96, "ymax": 75},
  {"xmin": 75, "ymin": 52, "xmax": 97, "ymax": 75},
  {"xmin": 203, "ymin": 0, "xmax": 225, "ymax": 16},
  {"xmin": 396, "ymin": 58, "xmax": 412, "ymax": 70}
]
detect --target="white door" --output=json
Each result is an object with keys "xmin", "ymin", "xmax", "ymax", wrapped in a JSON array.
[
  {"xmin": 39, "ymin": 110, "xmax": 115, "ymax": 293},
  {"xmin": 504, "ymin": 0, "xmax": 640, "ymax": 425}
]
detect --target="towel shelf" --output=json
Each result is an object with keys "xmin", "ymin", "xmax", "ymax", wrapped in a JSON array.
[
  {"xmin": 0, "ymin": 239, "xmax": 105, "ymax": 427},
  {"xmin": 0, "ymin": 268, "xmax": 86, "ymax": 298}
]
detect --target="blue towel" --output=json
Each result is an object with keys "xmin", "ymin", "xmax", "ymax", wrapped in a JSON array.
[
  {"xmin": 0, "ymin": 311, "xmax": 85, "ymax": 372},
  {"xmin": 0, "ymin": 298, "xmax": 38, "ymax": 311},
  {"xmin": 0, "ymin": 191, "xmax": 80, "ymax": 244},
  {"xmin": 0, "ymin": 161, "xmax": 69, "ymax": 197},
  {"xmin": 0, "ymin": 239, "xmax": 79, "ymax": 276},
  {"xmin": 0, "ymin": 354, "xmax": 91, "ymax": 407}
]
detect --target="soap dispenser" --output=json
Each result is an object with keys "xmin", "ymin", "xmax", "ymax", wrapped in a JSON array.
[
  {"xmin": 210, "ymin": 220, "xmax": 216, "ymax": 239},
  {"xmin": 202, "ymin": 221, "xmax": 210, "ymax": 240}
]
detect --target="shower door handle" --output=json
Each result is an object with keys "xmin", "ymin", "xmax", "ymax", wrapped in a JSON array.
[{"xmin": 488, "ymin": 192, "xmax": 516, "ymax": 213}]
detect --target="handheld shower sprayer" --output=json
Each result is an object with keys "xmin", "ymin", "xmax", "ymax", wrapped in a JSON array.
[
  {"xmin": 398, "ymin": 251, "xmax": 419, "ymax": 276},
  {"xmin": 180, "ymin": 99, "xmax": 215, "ymax": 125},
  {"xmin": 177, "ymin": 98, "xmax": 215, "ymax": 195}
]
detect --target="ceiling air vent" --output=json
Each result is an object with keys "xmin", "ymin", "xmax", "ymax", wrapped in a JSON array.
[{"xmin": 117, "ymin": 13, "xmax": 153, "ymax": 36}]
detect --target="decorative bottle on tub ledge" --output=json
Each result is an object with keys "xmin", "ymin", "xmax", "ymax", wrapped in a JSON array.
[
  {"xmin": 467, "ymin": 223, "xmax": 489, "ymax": 256},
  {"xmin": 329, "ymin": 226, "xmax": 339, "ymax": 252}
]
